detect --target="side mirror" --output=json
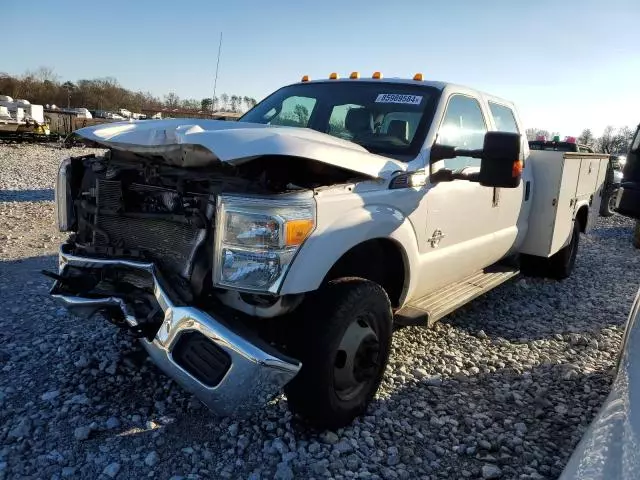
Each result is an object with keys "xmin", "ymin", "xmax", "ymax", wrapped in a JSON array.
[
  {"xmin": 430, "ymin": 131, "xmax": 522, "ymax": 189},
  {"xmin": 616, "ymin": 127, "xmax": 640, "ymax": 219},
  {"xmin": 478, "ymin": 132, "xmax": 522, "ymax": 188}
]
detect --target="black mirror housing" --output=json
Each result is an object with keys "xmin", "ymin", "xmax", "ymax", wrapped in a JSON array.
[
  {"xmin": 616, "ymin": 127, "xmax": 640, "ymax": 219},
  {"xmin": 478, "ymin": 132, "xmax": 522, "ymax": 188}
]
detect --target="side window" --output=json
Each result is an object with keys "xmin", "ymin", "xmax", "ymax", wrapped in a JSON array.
[
  {"xmin": 438, "ymin": 95, "xmax": 487, "ymax": 169},
  {"xmin": 264, "ymin": 96, "xmax": 316, "ymax": 127},
  {"xmin": 488, "ymin": 102, "xmax": 519, "ymax": 134}
]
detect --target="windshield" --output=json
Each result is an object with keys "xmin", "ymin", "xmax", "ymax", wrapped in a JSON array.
[{"xmin": 239, "ymin": 81, "xmax": 441, "ymax": 159}]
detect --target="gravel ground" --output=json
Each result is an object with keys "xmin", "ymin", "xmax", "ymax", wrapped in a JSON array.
[{"xmin": 1, "ymin": 144, "xmax": 638, "ymax": 480}]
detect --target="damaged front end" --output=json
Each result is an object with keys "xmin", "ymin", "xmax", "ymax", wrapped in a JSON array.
[
  {"xmin": 48, "ymin": 119, "xmax": 391, "ymax": 415},
  {"xmin": 50, "ymin": 244, "xmax": 301, "ymax": 415}
]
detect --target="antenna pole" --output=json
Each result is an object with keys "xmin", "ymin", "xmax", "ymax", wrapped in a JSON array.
[{"xmin": 212, "ymin": 32, "xmax": 223, "ymax": 114}]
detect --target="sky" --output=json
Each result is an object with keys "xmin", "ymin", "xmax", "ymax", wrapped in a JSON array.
[{"xmin": 4, "ymin": 0, "xmax": 639, "ymax": 136}]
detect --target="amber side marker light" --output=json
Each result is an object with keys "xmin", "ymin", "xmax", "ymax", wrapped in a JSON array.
[
  {"xmin": 285, "ymin": 219, "xmax": 315, "ymax": 246},
  {"xmin": 301, "ymin": 75, "xmax": 310, "ymax": 82},
  {"xmin": 372, "ymin": 71, "xmax": 383, "ymax": 79},
  {"xmin": 329, "ymin": 72, "xmax": 339, "ymax": 79},
  {"xmin": 349, "ymin": 71, "xmax": 360, "ymax": 79},
  {"xmin": 512, "ymin": 159, "xmax": 524, "ymax": 177},
  {"xmin": 413, "ymin": 73, "xmax": 424, "ymax": 81}
]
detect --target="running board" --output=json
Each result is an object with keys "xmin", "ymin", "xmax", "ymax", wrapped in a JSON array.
[{"xmin": 395, "ymin": 266, "xmax": 520, "ymax": 327}]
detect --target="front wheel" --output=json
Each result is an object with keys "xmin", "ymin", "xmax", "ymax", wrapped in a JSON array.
[{"xmin": 284, "ymin": 278, "xmax": 393, "ymax": 429}]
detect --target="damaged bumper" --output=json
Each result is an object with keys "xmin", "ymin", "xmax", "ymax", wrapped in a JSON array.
[{"xmin": 50, "ymin": 245, "xmax": 301, "ymax": 417}]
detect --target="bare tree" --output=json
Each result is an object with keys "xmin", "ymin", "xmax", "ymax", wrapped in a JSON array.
[
  {"xmin": 597, "ymin": 126, "xmax": 616, "ymax": 154},
  {"xmin": 220, "ymin": 93, "xmax": 229, "ymax": 111},
  {"xmin": 230, "ymin": 95, "xmax": 240, "ymax": 112},
  {"xmin": 525, "ymin": 128, "xmax": 551, "ymax": 141},
  {"xmin": 164, "ymin": 92, "xmax": 180, "ymax": 109},
  {"xmin": 62, "ymin": 81, "xmax": 76, "ymax": 108},
  {"xmin": 578, "ymin": 128, "xmax": 595, "ymax": 146}
]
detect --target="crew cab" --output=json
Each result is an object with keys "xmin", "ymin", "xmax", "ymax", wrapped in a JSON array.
[{"xmin": 50, "ymin": 73, "xmax": 610, "ymax": 428}]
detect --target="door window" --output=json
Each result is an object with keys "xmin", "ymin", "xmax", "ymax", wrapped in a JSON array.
[
  {"xmin": 438, "ymin": 95, "xmax": 487, "ymax": 170},
  {"xmin": 488, "ymin": 102, "xmax": 519, "ymax": 134}
]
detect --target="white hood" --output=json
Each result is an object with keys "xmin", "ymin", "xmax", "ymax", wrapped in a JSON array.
[{"xmin": 73, "ymin": 119, "xmax": 406, "ymax": 179}]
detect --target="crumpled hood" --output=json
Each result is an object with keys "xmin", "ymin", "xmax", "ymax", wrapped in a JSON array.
[{"xmin": 73, "ymin": 118, "xmax": 406, "ymax": 179}]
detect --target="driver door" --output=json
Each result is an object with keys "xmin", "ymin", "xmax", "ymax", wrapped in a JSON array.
[{"xmin": 414, "ymin": 94, "xmax": 506, "ymax": 296}]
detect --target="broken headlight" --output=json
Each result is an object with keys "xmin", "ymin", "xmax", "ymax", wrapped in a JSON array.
[{"xmin": 213, "ymin": 195, "xmax": 316, "ymax": 293}]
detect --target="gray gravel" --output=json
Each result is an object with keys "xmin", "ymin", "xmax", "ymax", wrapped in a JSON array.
[{"xmin": 1, "ymin": 144, "xmax": 638, "ymax": 479}]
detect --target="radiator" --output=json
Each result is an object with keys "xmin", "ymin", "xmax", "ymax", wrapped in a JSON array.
[{"xmin": 94, "ymin": 179, "xmax": 206, "ymax": 277}]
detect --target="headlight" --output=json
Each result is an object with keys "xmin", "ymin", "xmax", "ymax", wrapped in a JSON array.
[
  {"xmin": 214, "ymin": 195, "xmax": 316, "ymax": 292},
  {"xmin": 55, "ymin": 158, "xmax": 75, "ymax": 232}
]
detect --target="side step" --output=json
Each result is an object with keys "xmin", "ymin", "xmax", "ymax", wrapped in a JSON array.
[{"xmin": 395, "ymin": 265, "xmax": 520, "ymax": 327}]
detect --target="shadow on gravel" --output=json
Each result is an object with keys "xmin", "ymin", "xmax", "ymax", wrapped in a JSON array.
[
  {"xmin": 0, "ymin": 189, "xmax": 54, "ymax": 202},
  {"xmin": 67, "ymin": 334, "xmax": 612, "ymax": 479},
  {"xmin": 590, "ymin": 225, "xmax": 634, "ymax": 240},
  {"xmin": 437, "ymin": 236, "xmax": 637, "ymax": 342},
  {"xmin": 368, "ymin": 362, "xmax": 614, "ymax": 479},
  {"xmin": 0, "ymin": 253, "xmax": 56, "ymax": 275}
]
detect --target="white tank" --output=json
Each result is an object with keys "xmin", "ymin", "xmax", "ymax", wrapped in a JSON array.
[
  {"xmin": 15, "ymin": 99, "xmax": 31, "ymax": 105},
  {"xmin": 0, "ymin": 95, "xmax": 13, "ymax": 102},
  {"xmin": 0, "ymin": 106, "xmax": 10, "ymax": 118}
]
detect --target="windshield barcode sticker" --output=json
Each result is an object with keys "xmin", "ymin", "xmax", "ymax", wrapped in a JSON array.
[{"xmin": 375, "ymin": 94, "xmax": 423, "ymax": 105}]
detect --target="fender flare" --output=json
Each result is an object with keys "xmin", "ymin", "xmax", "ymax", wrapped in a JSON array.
[{"xmin": 279, "ymin": 204, "xmax": 420, "ymax": 304}]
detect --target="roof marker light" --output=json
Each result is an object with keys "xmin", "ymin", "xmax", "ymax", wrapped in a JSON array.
[
  {"xmin": 301, "ymin": 75, "xmax": 310, "ymax": 82},
  {"xmin": 349, "ymin": 71, "xmax": 360, "ymax": 79},
  {"xmin": 372, "ymin": 71, "xmax": 383, "ymax": 79},
  {"xmin": 413, "ymin": 73, "xmax": 424, "ymax": 81},
  {"xmin": 329, "ymin": 72, "xmax": 339, "ymax": 79}
]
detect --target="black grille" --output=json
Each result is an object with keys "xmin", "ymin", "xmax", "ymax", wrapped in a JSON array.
[
  {"xmin": 172, "ymin": 332, "xmax": 231, "ymax": 387},
  {"xmin": 94, "ymin": 179, "xmax": 204, "ymax": 276}
]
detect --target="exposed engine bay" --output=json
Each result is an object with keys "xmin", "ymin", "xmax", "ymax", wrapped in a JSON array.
[{"xmin": 58, "ymin": 149, "xmax": 363, "ymax": 310}]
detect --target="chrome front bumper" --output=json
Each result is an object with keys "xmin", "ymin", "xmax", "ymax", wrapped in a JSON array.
[{"xmin": 50, "ymin": 246, "xmax": 301, "ymax": 417}]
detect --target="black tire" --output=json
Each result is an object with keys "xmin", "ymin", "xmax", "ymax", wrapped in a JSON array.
[
  {"xmin": 600, "ymin": 187, "xmax": 619, "ymax": 217},
  {"xmin": 521, "ymin": 221, "xmax": 580, "ymax": 280},
  {"xmin": 284, "ymin": 278, "xmax": 393, "ymax": 429}
]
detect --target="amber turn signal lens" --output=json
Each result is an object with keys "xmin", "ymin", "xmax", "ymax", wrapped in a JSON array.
[
  {"xmin": 285, "ymin": 219, "xmax": 315, "ymax": 246},
  {"xmin": 512, "ymin": 159, "xmax": 524, "ymax": 177}
]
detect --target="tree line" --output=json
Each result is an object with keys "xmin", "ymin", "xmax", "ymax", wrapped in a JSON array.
[
  {"xmin": 0, "ymin": 67, "xmax": 257, "ymax": 114},
  {"xmin": 525, "ymin": 125, "xmax": 635, "ymax": 154}
]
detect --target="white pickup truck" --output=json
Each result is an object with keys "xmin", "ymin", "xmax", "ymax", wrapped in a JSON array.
[{"xmin": 50, "ymin": 73, "xmax": 610, "ymax": 428}]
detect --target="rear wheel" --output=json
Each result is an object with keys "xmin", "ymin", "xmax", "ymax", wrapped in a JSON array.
[
  {"xmin": 284, "ymin": 278, "xmax": 393, "ymax": 429},
  {"xmin": 600, "ymin": 187, "xmax": 619, "ymax": 217},
  {"xmin": 521, "ymin": 220, "xmax": 580, "ymax": 280}
]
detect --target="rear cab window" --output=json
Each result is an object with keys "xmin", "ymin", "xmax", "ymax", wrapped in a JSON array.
[{"xmin": 488, "ymin": 101, "xmax": 519, "ymax": 134}]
